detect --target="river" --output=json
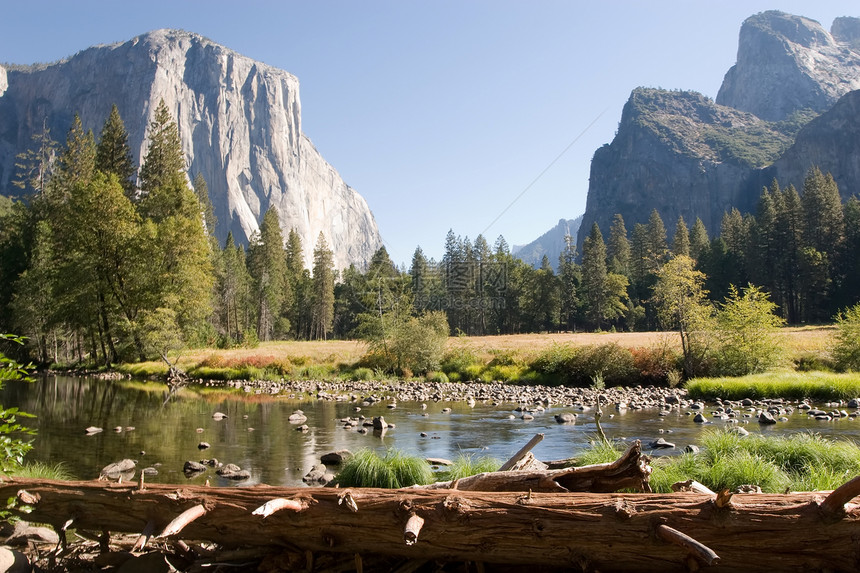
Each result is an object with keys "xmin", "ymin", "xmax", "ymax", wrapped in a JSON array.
[{"xmin": 2, "ymin": 375, "xmax": 859, "ymax": 487}]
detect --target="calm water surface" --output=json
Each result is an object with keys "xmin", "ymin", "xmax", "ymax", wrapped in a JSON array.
[{"xmin": 3, "ymin": 375, "xmax": 860, "ymax": 487}]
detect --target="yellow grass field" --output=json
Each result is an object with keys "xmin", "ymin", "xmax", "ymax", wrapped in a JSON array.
[{"xmin": 165, "ymin": 325, "xmax": 835, "ymax": 370}]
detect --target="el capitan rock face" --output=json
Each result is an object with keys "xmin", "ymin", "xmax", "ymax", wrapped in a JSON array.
[
  {"xmin": 0, "ymin": 29, "xmax": 381, "ymax": 269},
  {"xmin": 579, "ymin": 12, "xmax": 860, "ymax": 248}
]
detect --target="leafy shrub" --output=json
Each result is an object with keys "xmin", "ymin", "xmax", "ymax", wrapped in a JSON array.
[
  {"xmin": 631, "ymin": 344, "xmax": 680, "ymax": 385},
  {"xmin": 334, "ymin": 449, "xmax": 433, "ymax": 488},
  {"xmin": 425, "ymin": 371, "xmax": 449, "ymax": 383},
  {"xmin": 441, "ymin": 344, "xmax": 483, "ymax": 380},
  {"xmin": 832, "ymin": 303, "xmax": 860, "ymax": 371},
  {"xmin": 794, "ymin": 353, "xmax": 834, "ymax": 372},
  {"xmin": 713, "ymin": 285, "xmax": 784, "ymax": 376},
  {"xmin": 481, "ymin": 364, "xmax": 525, "ymax": 383},
  {"xmin": 352, "ymin": 367, "xmax": 375, "ymax": 381}
]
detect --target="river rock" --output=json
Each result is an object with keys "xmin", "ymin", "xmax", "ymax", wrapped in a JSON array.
[
  {"xmin": 693, "ymin": 413, "xmax": 709, "ymax": 424},
  {"xmin": 197, "ymin": 442, "xmax": 210, "ymax": 450},
  {"xmin": 296, "ymin": 424, "xmax": 309, "ymax": 432},
  {"xmin": 212, "ymin": 412, "xmax": 227, "ymax": 420},
  {"xmin": 554, "ymin": 413, "xmax": 577, "ymax": 424},
  {"xmin": 4, "ymin": 521, "xmax": 59, "ymax": 546},
  {"xmin": 303, "ymin": 463, "xmax": 333, "ymax": 485},
  {"xmin": 183, "ymin": 461, "xmax": 207, "ymax": 476},
  {"xmin": 216, "ymin": 463, "xmax": 250, "ymax": 480},
  {"xmin": 649, "ymin": 438, "xmax": 675, "ymax": 449},
  {"xmin": 426, "ymin": 457, "xmax": 453, "ymax": 466},
  {"xmin": 100, "ymin": 459, "xmax": 136, "ymax": 480},
  {"xmin": 85, "ymin": 426, "xmax": 103, "ymax": 435},
  {"xmin": 372, "ymin": 416, "xmax": 387, "ymax": 430},
  {"xmin": 758, "ymin": 411, "xmax": 777, "ymax": 424},
  {"xmin": 0, "ymin": 547, "xmax": 30, "ymax": 573},
  {"xmin": 321, "ymin": 450, "xmax": 353, "ymax": 465},
  {"xmin": 288, "ymin": 410, "xmax": 308, "ymax": 424},
  {"xmin": 685, "ymin": 445, "xmax": 700, "ymax": 454}
]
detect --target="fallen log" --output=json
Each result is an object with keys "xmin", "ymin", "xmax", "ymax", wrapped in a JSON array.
[
  {"xmin": 4, "ymin": 476, "xmax": 860, "ymax": 572},
  {"xmin": 414, "ymin": 440, "xmax": 651, "ymax": 493}
]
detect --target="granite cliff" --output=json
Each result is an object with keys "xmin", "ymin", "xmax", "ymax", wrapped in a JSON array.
[
  {"xmin": 579, "ymin": 12, "xmax": 860, "ymax": 249},
  {"xmin": 0, "ymin": 29, "xmax": 382, "ymax": 269}
]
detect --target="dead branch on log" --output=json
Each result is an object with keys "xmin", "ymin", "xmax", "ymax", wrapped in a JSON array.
[
  {"xmin": 656, "ymin": 524, "xmax": 720, "ymax": 567},
  {"xmin": 251, "ymin": 497, "xmax": 306, "ymax": 517},
  {"xmin": 820, "ymin": 474, "xmax": 860, "ymax": 515},
  {"xmin": 498, "ymin": 433, "xmax": 544, "ymax": 471},
  {"xmin": 158, "ymin": 504, "xmax": 207, "ymax": 538},
  {"xmin": 414, "ymin": 440, "xmax": 650, "ymax": 493},
  {"xmin": 403, "ymin": 514, "xmax": 424, "ymax": 546}
]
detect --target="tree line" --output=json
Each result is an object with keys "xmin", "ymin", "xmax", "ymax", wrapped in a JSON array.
[
  {"xmin": 1, "ymin": 104, "xmax": 857, "ymax": 366},
  {"xmin": 0, "ymin": 104, "xmax": 337, "ymax": 365}
]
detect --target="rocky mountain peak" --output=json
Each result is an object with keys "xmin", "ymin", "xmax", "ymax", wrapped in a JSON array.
[
  {"xmin": 0, "ymin": 29, "xmax": 381, "ymax": 269},
  {"xmin": 717, "ymin": 11, "xmax": 860, "ymax": 121},
  {"xmin": 832, "ymin": 16, "xmax": 860, "ymax": 48}
]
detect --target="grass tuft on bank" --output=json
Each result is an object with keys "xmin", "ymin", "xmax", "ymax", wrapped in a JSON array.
[
  {"xmin": 588, "ymin": 429, "xmax": 860, "ymax": 493},
  {"xmin": 687, "ymin": 371, "xmax": 860, "ymax": 401}
]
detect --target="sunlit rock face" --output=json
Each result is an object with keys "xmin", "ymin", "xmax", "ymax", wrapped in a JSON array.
[
  {"xmin": 578, "ymin": 11, "xmax": 860, "ymax": 248},
  {"xmin": 0, "ymin": 29, "xmax": 382, "ymax": 269},
  {"xmin": 717, "ymin": 11, "xmax": 860, "ymax": 121}
]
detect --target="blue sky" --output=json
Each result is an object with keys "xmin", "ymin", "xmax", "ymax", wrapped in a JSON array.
[{"xmin": 1, "ymin": 1, "xmax": 856, "ymax": 264}]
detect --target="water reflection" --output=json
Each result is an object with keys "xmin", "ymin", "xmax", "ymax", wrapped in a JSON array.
[{"xmin": 2, "ymin": 375, "xmax": 860, "ymax": 487}]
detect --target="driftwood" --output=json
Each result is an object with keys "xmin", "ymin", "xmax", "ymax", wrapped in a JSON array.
[
  {"xmin": 5, "ymin": 474, "xmax": 860, "ymax": 572},
  {"xmin": 414, "ymin": 440, "xmax": 651, "ymax": 493}
]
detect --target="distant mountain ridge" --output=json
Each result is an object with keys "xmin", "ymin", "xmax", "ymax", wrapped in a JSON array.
[
  {"xmin": 513, "ymin": 216, "xmax": 582, "ymax": 270},
  {"xmin": 578, "ymin": 11, "xmax": 860, "ymax": 249},
  {"xmin": 0, "ymin": 29, "xmax": 382, "ymax": 269}
]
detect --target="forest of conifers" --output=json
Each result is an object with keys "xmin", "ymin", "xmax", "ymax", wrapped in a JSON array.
[{"xmin": 0, "ymin": 106, "xmax": 858, "ymax": 366}]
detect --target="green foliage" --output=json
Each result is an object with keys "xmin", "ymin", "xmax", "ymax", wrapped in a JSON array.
[
  {"xmin": 686, "ymin": 371, "xmax": 860, "ymax": 401},
  {"xmin": 334, "ymin": 449, "xmax": 434, "ymax": 488},
  {"xmin": 832, "ymin": 303, "xmax": 860, "ymax": 371},
  {"xmin": 0, "ymin": 335, "xmax": 36, "ymax": 472},
  {"xmin": 362, "ymin": 311, "xmax": 449, "ymax": 376},
  {"xmin": 441, "ymin": 344, "xmax": 483, "ymax": 379},
  {"xmin": 531, "ymin": 342, "xmax": 635, "ymax": 387},
  {"xmin": 713, "ymin": 284, "xmax": 785, "ymax": 375},
  {"xmin": 439, "ymin": 455, "xmax": 501, "ymax": 481},
  {"xmin": 425, "ymin": 371, "xmax": 449, "ymax": 383}
]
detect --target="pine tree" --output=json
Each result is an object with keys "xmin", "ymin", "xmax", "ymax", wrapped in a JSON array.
[
  {"xmin": 607, "ymin": 214, "xmax": 631, "ymax": 277},
  {"xmin": 689, "ymin": 218, "xmax": 709, "ymax": 262},
  {"xmin": 52, "ymin": 114, "xmax": 96, "ymax": 199},
  {"xmin": 582, "ymin": 222, "xmax": 609, "ymax": 329},
  {"xmin": 558, "ymin": 234, "xmax": 581, "ymax": 331},
  {"xmin": 310, "ymin": 232, "xmax": 335, "ymax": 340},
  {"xmin": 138, "ymin": 99, "xmax": 185, "ymax": 201},
  {"xmin": 645, "ymin": 209, "xmax": 668, "ymax": 272},
  {"xmin": 672, "ymin": 216, "xmax": 690, "ymax": 257},
  {"xmin": 248, "ymin": 208, "xmax": 289, "ymax": 341},
  {"xmin": 95, "ymin": 104, "xmax": 136, "ymax": 197}
]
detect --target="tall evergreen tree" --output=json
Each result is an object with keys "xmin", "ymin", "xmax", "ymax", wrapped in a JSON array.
[
  {"xmin": 607, "ymin": 214, "xmax": 631, "ymax": 277},
  {"xmin": 310, "ymin": 232, "xmax": 335, "ymax": 340},
  {"xmin": 689, "ymin": 217, "xmax": 709, "ymax": 262},
  {"xmin": 645, "ymin": 209, "xmax": 669, "ymax": 272},
  {"xmin": 248, "ymin": 208, "xmax": 289, "ymax": 341},
  {"xmin": 582, "ymin": 222, "xmax": 626, "ymax": 329},
  {"xmin": 558, "ymin": 234, "xmax": 581, "ymax": 331},
  {"xmin": 95, "ymin": 104, "xmax": 136, "ymax": 197},
  {"xmin": 671, "ymin": 215, "xmax": 690, "ymax": 257},
  {"xmin": 138, "ymin": 99, "xmax": 185, "ymax": 201}
]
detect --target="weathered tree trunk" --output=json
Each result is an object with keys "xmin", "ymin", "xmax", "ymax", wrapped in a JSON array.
[
  {"xmin": 415, "ymin": 440, "xmax": 651, "ymax": 493},
  {"xmin": 4, "ymin": 476, "xmax": 860, "ymax": 572}
]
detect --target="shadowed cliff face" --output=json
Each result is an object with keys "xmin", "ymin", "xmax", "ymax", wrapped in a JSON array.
[
  {"xmin": 578, "ymin": 11, "xmax": 860, "ymax": 250},
  {"xmin": 0, "ymin": 29, "xmax": 382, "ymax": 270},
  {"xmin": 717, "ymin": 11, "xmax": 860, "ymax": 121}
]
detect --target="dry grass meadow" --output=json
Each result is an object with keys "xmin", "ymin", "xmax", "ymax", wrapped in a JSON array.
[{"xmin": 165, "ymin": 325, "xmax": 835, "ymax": 371}]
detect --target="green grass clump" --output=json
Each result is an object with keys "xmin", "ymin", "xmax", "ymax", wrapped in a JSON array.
[
  {"xmin": 116, "ymin": 362, "xmax": 168, "ymax": 378},
  {"xmin": 647, "ymin": 429, "xmax": 860, "ymax": 493},
  {"xmin": 573, "ymin": 439, "xmax": 624, "ymax": 466},
  {"xmin": 9, "ymin": 462, "xmax": 74, "ymax": 480},
  {"xmin": 350, "ymin": 367, "xmax": 375, "ymax": 381},
  {"xmin": 334, "ymin": 449, "xmax": 434, "ymax": 488},
  {"xmin": 577, "ymin": 430, "xmax": 860, "ymax": 493},
  {"xmin": 686, "ymin": 371, "xmax": 860, "ymax": 401},
  {"xmin": 440, "ymin": 455, "xmax": 501, "ymax": 481}
]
